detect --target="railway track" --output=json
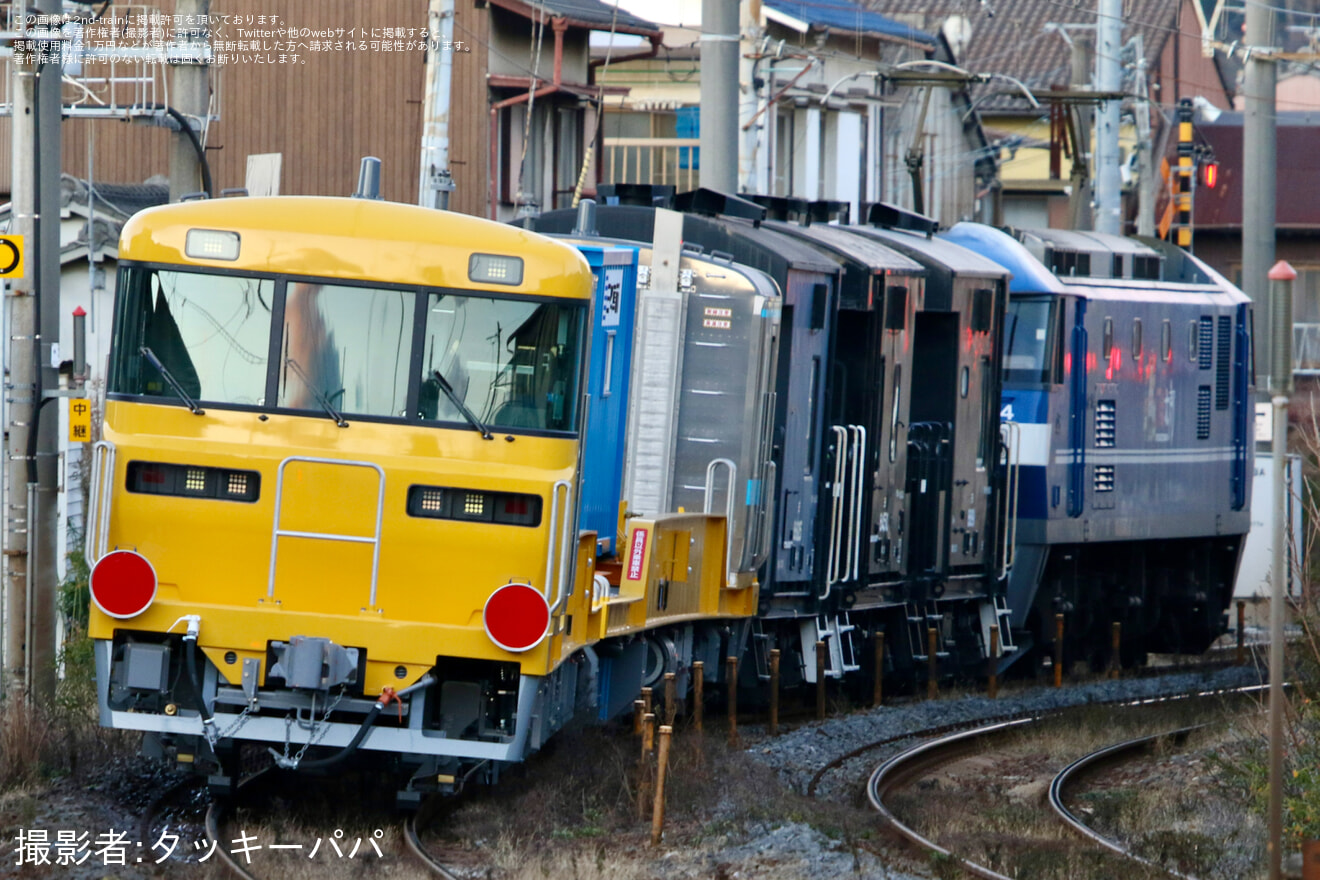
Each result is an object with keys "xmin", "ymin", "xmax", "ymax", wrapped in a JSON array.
[
  {"xmin": 860, "ymin": 684, "xmax": 1266, "ymax": 879},
  {"xmin": 1048, "ymin": 726, "xmax": 1204, "ymax": 880},
  {"xmin": 196, "ymin": 774, "xmax": 470, "ymax": 879}
]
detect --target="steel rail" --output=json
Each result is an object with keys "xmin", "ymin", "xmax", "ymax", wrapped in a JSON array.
[
  {"xmin": 206, "ymin": 801, "xmax": 261, "ymax": 880},
  {"xmin": 401, "ymin": 793, "xmax": 474, "ymax": 879},
  {"xmin": 806, "ymin": 664, "xmax": 1259, "ymax": 797},
  {"xmin": 860, "ymin": 685, "xmax": 1269, "ymax": 878},
  {"xmin": 402, "ymin": 810, "xmax": 465, "ymax": 879},
  {"xmin": 867, "ymin": 717, "xmax": 1039, "ymax": 880},
  {"xmin": 1048, "ymin": 725, "xmax": 1206, "ymax": 880}
]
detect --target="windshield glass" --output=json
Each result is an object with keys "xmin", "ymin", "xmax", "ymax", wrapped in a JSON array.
[
  {"xmin": 418, "ymin": 292, "xmax": 583, "ymax": 432},
  {"xmin": 109, "ymin": 267, "xmax": 273, "ymax": 405},
  {"xmin": 110, "ymin": 267, "xmax": 585, "ymax": 433},
  {"xmin": 277, "ymin": 282, "xmax": 415, "ymax": 418},
  {"xmin": 1003, "ymin": 297, "xmax": 1059, "ymax": 384}
]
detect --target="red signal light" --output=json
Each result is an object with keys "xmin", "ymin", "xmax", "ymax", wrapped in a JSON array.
[
  {"xmin": 1201, "ymin": 161, "xmax": 1219, "ymax": 189},
  {"xmin": 90, "ymin": 550, "xmax": 158, "ymax": 619},
  {"xmin": 483, "ymin": 583, "xmax": 550, "ymax": 653}
]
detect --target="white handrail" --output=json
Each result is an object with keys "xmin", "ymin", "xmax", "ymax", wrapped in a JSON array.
[
  {"xmin": 85, "ymin": 440, "xmax": 116, "ymax": 563},
  {"xmin": 754, "ymin": 461, "xmax": 777, "ymax": 570},
  {"xmin": 999, "ymin": 422, "xmax": 1021, "ymax": 577},
  {"xmin": 547, "ymin": 480, "xmax": 573, "ymax": 613},
  {"xmin": 703, "ymin": 457, "xmax": 738, "ymax": 576},
  {"xmin": 266, "ymin": 456, "xmax": 386, "ymax": 606},
  {"xmin": 747, "ymin": 390, "xmax": 777, "ymax": 571},
  {"xmin": 825, "ymin": 425, "xmax": 848, "ymax": 594},
  {"xmin": 849, "ymin": 425, "xmax": 866, "ymax": 582}
]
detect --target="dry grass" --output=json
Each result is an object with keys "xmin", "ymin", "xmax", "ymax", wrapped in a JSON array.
[
  {"xmin": 0, "ymin": 697, "xmax": 58, "ymax": 789},
  {"xmin": 417, "ymin": 720, "xmax": 883, "ymax": 878},
  {"xmin": 889, "ymin": 702, "xmax": 1246, "ymax": 880}
]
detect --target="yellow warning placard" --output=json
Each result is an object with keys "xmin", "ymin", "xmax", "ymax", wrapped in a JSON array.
[
  {"xmin": 68, "ymin": 398, "xmax": 92, "ymax": 443},
  {"xmin": 0, "ymin": 236, "xmax": 22, "ymax": 278}
]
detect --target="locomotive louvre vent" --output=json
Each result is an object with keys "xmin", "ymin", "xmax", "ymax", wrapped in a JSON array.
[
  {"xmin": 1215, "ymin": 315, "xmax": 1231, "ymax": 410},
  {"xmin": 1093, "ymin": 464, "xmax": 1115, "ymax": 492},
  {"xmin": 1198, "ymin": 316, "xmax": 1213, "ymax": 369},
  {"xmin": 1095, "ymin": 400, "xmax": 1116, "ymax": 447},
  {"xmin": 1197, "ymin": 386, "xmax": 1212, "ymax": 439},
  {"xmin": 1134, "ymin": 255, "xmax": 1162, "ymax": 281}
]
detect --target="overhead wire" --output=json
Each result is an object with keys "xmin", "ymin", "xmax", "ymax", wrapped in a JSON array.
[{"xmin": 571, "ymin": 0, "xmax": 622, "ymax": 208}]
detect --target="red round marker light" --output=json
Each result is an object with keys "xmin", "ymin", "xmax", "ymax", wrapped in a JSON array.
[
  {"xmin": 89, "ymin": 550, "xmax": 158, "ymax": 619},
  {"xmin": 483, "ymin": 583, "xmax": 550, "ymax": 653}
]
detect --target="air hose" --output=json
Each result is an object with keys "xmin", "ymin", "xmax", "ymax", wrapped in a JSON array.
[
  {"xmin": 284, "ymin": 674, "xmax": 436, "ymax": 771},
  {"xmin": 173, "ymin": 615, "xmax": 219, "ymax": 746}
]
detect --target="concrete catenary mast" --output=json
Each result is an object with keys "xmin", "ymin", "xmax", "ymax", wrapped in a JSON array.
[
  {"xmin": 699, "ymin": 0, "xmax": 738, "ymax": 193},
  {"xmin": 420, "ymin": 0, "xmax": 456, "ymax": 209},
  {"xmin": 169, "ymin": 0, "xmax": 211, "ymax": 201},
  {"xmin": 1093, "ymin": 0, "xmax": 1122, "ymax": 235},
  {"xmin": 6, "ymin": 0, "xmax": 63, "ymax": 701}
]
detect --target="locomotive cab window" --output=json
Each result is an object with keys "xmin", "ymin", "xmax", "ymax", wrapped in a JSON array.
[
  {"xmin": 277, "ymin": 283, "xmax": 415, "ymax": 418},
  {"xmin": 109, "ymin": 267, "xmax": 274, "ymax": 406},
  {"xmin": 1002, "ymin": 297, "xmax": 1059, "ymax": 384},
  {"xmin": 417, "ymin": 292, "xmax": 585, "ymax": 433}
]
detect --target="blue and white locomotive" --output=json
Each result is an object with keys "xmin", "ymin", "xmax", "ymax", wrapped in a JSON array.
[{"xmin": 943, "ymin": 223, "xmax": 1252, "ymax": 666}]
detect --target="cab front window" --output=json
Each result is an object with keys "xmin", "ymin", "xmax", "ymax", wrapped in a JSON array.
[
  {"xmin": 417, "ymin": 292, "xmax": 584, "ymax": 432},
  {"xmin": 108, "ymin": 267, "xmax": 273, "ymax": 406},
  {"xmin": 276, "ymin": 282, "xmax": 415, "ymax": 418},
  {"xmin": 1003, "ymin": 297, "xmax": 1060, "ymax": 385}
]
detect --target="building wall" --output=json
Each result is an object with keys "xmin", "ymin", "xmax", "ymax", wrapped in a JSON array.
[
  {"xmin": 32, "ymin": 1, "xmax": 452, "ymax": 206},
  {"xmin": 1153, "ymin": 0, "xmax": 1233, "ymax": 108},
  {"xmin": 883, "ymin": 86, "xmax": 982, "ymax": 225}
]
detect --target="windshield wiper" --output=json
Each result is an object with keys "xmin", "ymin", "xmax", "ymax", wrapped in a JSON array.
[
  {"xmin": 284, "ymin": 357, "xmax": 348, "ymax": 427},
  {"xmin": 431, "ymin": 369, "xmax": 492, "ymax": 440},
  {"xmin": 139, "ymin": 346, "xmax": 205, "ymax": 415}
]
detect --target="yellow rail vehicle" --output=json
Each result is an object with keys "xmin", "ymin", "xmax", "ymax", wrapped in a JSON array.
[{"xmin": 87, "ymin": 196, "xmax": 750, "ymax": 794}]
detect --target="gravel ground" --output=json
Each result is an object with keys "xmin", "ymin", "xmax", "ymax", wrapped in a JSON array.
[
  {"xmin": 745, "ymin": 663, "xmax": 1268, "ymax": 799},
  {"xmin": 0, "ymin": 662, "xmax": 1269, "ymax": 880}
]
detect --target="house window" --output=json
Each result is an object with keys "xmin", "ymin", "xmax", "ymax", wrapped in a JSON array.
[
  {"xmin": 498, "ymin": 100, "xmax": 584, "ymax": 212},
  {"xmin": 774, "ymin": 110, "xmax": 794, "ymax": 197},
  {"xmin": 552, "ymin": 106, "xmax": 583, "ymax": 210},
  {"xmin": 676, "ymin": 106, "xmax": 700, "ymax": 170}
]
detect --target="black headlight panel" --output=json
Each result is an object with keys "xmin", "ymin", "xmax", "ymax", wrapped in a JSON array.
[
  {"xmin": 407, "ymin": 485, "xmax": 542, "ymax": 527},
  {"xmin": 126, "ymin": 461, "xmax": 261, "ymax": 502}
]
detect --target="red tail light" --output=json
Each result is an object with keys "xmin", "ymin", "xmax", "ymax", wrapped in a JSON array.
[
  {"xmin": 483, "ymin": 583, "xmax": 550, "ymax": 653},
  {"xmin": 90, "ymin": 550, "xmax": 158, "ymax": 619}
]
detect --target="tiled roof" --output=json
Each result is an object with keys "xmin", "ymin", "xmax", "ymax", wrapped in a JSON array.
[
  {"xmin": 861, "ymin": 0, "xmax": 1178, "ymax": 111},
  {"xmin": 764, "ymin": 0, "xmax": 936, "ymax": 45},
  {"xmin": 538, "ymin": 0, "xmax": 659, "ymax": 34}
]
